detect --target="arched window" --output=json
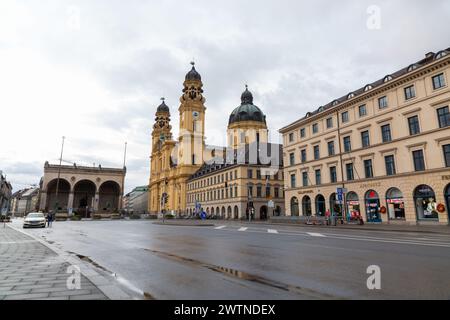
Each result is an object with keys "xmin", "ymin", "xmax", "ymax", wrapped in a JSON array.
[
  {"xmin": 435, "ymin": 51, "xmax": 448, "ymax": 60},
  {"xmin": 315, "ymin": 194, "xmax": 326, "ymax": 216},
  {"xmin": 364, "ymin": 85, "xmax": 373, "ymax": 92},
  {"xmin": 348, "ymin": 93, "xmax": 355, "ymax": 99},
  {"xmin": 414, "ymin": 185, "xmax": 438, "ymax": 220},
  {"xmin": 302, "ymin": 196, "xmax": 312, "ymax": 216},
  {"xmin": 386, "ymin": 187, "xmax": 405, "ymax": 220},
  {"xmin": 346, "ymin": 192, "xmax": 360, "ymax": 221},
  {"xmin": 329, "ymin": 193, "xmax": 341, "ymax": 216},
  {"xmin": 407, "ymin": 64, "xmax": 418, "ymax": 72},
  {"xmin": 365, "ymin": 190, "xmax": 381, "ymax": 223}
]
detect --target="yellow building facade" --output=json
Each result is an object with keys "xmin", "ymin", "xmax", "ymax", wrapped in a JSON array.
[
  {"xmin": 149, "ymin": 65, "xmax": 285, "ymax": 217},
  {"xmin": 280, "ymin": 48, "xmax": 450, "ymax": 225},
  {"xmin": 149, "ymin": 63, "xmax": 206, "ymax": 215}
]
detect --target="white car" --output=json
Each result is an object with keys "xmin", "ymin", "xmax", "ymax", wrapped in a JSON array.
[{"xmin": 23, "ymin": 212, "xmax": 46, "ymax": 228}]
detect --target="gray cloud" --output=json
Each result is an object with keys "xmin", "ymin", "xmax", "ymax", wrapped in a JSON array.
[{"xmin": 1, "ymin": 0, "xmax": 449, "ymax": 193}]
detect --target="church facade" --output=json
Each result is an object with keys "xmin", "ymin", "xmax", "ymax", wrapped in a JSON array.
[{"xmin": 148, "ymin": 64, "xmax": 285, "ymax": 218}]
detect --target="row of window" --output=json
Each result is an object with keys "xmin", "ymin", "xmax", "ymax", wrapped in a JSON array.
[
  {"xmin": 288, "ymin": 106, "xmax": 450, "ymax": 166},
  {"xmin": 188, "ymin": 169, "xmax": 239, "ymax": 190},
  {"xmin": 189, "ymin": 168, "xmax": 285, "ymax": 191},
  {"xmin": 288, "ymin": 73, "xmax": 447, "ymax": 143},
  {"xmin": 289, "ymin": 144, "xmax": 450, "ymax": 188},
  {"xmin": 188, "ymin": 185, "xmax": 283, "ymax": 203},
  {"xmin": 246, "ymin": 169, "xmax": 282, "ymax": 180}
]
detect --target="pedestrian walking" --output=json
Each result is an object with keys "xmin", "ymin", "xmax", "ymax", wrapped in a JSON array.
[
  {"xmin": 325, "ymin": 209, "xmax": 331, "ymax": 225},
  {"xmin": 47, "ymin": 212, "xmax": 53, "ymax": 228}
]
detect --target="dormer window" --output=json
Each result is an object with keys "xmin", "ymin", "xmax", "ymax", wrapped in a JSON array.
[
  {"xmin": 306, "ymin": 112, "xmax": 311, "ymax": 118},
  {"xmin": 364, "ymin": 85, "xmax": 373, "ymax": 92},
  {"xmin": 407, "ymin": 64, "xmax": 418, "ymax": 72},
  {"xmin": 318, "ymin": 106, "xmax": 324, "ymax": 112},
  {"xmin": 383, "ymin": 75, "xmax": 393, "ymax": 82},
  {"xmin": 332, "ymin": 100, "xmax": 339, "ymax": 106},
  {"xmin": 435, "ymin": 51, "xmax": 448, "ymax": 60},
  {"xmin": 347, "ymin": 93, "xmax": 355, "ymax": 99}
]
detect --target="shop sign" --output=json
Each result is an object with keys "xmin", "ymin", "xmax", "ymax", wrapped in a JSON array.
[
  {"xmin": 387, "ymin": 198, "xmax": 404, "ymax": 204},
  {"xmin": 359, "ymin": 182, "xmax": 381, "ymax": 189},
  {"xmin": 442, "ymin": 175, "xmax": 450, "ymax": 180}
]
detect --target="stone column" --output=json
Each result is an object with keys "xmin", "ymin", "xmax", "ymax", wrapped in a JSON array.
[
  {"xmin": 94, "ymin": 192, "xmax": 99, "ymax": 212},
  {"xmin": 67, "ymin": 192, "xmax": 74, "ymax": 214},
  {"xmin": 39, "ymin": 192, "xmax": 47, "ymax": 211}
]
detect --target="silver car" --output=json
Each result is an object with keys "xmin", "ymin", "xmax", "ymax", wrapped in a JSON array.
[{"xmin": 23, "ymin": 212, "xmax": 46, "ymax": 228}]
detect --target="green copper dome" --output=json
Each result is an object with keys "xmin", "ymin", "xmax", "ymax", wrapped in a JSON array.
[{"xmin": 228, "ymin": 86, "xmax": 266, "ymax": 125}]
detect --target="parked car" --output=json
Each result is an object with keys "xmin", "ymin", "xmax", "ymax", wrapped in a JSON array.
[{"xmin": 23, "ymin": 212, "xmax": 46, "ymax": 228}]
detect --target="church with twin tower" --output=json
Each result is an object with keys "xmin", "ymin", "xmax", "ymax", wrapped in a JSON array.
[{"xmin": 148, "ymin": 63, "xmax": 284, "ymax": 217}]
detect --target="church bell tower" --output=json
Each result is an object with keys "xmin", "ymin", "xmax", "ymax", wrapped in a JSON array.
[{"xmin": 178, "ymin": 62, "xmax": 206, "ymax": 166}]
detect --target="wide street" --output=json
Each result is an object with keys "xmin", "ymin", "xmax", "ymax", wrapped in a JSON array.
[{"xmin": 8, "ymin": 219, "xmax": 450, "ymax": 300}]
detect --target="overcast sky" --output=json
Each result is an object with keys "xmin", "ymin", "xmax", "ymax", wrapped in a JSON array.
[{"xmin": 0, "ymin": 0, "xmax": 449, "ymax": 193}]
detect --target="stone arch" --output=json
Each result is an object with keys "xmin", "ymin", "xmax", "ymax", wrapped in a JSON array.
[
  {"xmin": 45, "ymin": 178, "xmax": 71, "ymax": 212},
  {"xmin": 234, "ymin": 206, "xmax": 239, "ymax": 219},
  {"xmin": 98, "ymin": 181, "xmax": 121, "ymax": 213},
  {"xmin": 216, "ymin": 206, "xmax": 220, "ymax": 217},
  {"xmin": 227, "ymin": 206, "xmax": 232, "ymax": 219},
  {"xmin": 211, "ymin": 207, "xmax": 215, "ymax": 215},
  {"xmin": 73, "ymin": 180, "xmax": 97, "ymax": 217},
  {"xmin": 221, "ymin": 206, "xmax": 226, "ymax": 219}
]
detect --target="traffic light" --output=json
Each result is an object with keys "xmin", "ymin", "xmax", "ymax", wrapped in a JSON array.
[{"xmin": 164, "ymin": 194, "xmax": 169, "ymax": 204}]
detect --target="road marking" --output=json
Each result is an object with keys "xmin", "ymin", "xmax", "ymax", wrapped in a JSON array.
[
  {"xmin": 307, "ymin": 232, "xmax": 326, "ymax": 237},
  {"xmin": 267, "ymin": 229, "xmax": 278, "ymax": 234},
  {"xmin": 238, "ymin": 227, "xmax": 248, "ymax": 232},
  {"xmin": 214, "ymin": 226, "xmax": 226, "ymax": 230}
]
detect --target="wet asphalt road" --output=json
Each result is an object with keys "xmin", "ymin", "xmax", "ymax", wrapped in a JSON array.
[{"xmin": 11, "ymin": 219, "xmax": 450, "ymax": 300}]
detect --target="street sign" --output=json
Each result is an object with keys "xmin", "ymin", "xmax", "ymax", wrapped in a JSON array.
[
  {"xmin": 337, "ymin": 193, "xmax": 343, "ymax": 202},
  {"xmin": 268, "ymin": 200, "xmax": 275, "ymax": 208},
  {"xmin": 337, "ymin": 188, "xmax": 347, "ymax": 195}
]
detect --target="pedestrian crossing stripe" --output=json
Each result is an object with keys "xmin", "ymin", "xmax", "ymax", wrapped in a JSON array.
[
  {"xmin": 307, "ymin": 232, "xmax": 326, "ymax": 237},
  {"xmin": 214, "ymin": 226, "xmax": 226, "ymax": 230},
  {"xmin": 238, "ymin": 227, "xmax": 248, "ymax": 231},
  {"xmin": 267, "ymin": 229, "xmax": 278, "ymax": 234}
]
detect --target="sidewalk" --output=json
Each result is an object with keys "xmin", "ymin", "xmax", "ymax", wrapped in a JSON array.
[{"xmin": 0, "ymin": 225, "xmax": 108, "ymax": 300}]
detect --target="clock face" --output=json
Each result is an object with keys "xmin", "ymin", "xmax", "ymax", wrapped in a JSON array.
[{"xmin": 192, "ymin": 111, "xmax": 200, "ymax": 120}]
